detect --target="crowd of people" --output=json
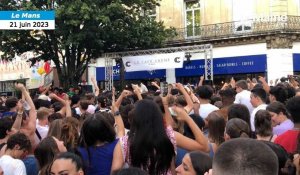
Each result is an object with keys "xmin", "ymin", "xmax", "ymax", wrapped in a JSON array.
[{"xmin": 0, "ymin": 75, "xmax": 299, "ymax": 175}]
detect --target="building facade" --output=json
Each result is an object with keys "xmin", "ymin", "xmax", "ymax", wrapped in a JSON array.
[{"xmin": 94, "ymin": 0, "xmax": 300, "ymax": 87}]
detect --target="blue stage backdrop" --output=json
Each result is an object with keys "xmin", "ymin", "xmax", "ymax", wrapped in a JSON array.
[
  {"xmin": 96, "ymin": 67, "xmax": 166, "ymax": 81},
  {"xmin": 96, "ymin": 54, "xmax": 267, "ymax": 81},
  {"xmin": 176, "ymin": 54, "xmax": 267, "ymax": 76},
  {"xmin": 293, "ymin": 54, "xmax": 300, "ymax": 71}
]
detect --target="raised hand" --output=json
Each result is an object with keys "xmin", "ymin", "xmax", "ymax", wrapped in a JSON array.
[
  {"xmin": 200, "ymin": 75, "xmax": 204, "ymax": 81},
  {"xmin": 15, "ymin": 83, "xmax": 26, "ymax": 90},
  {"xmin": 230, "ymin": 77, "xmax": 236, "ymax": 88},
  {"xmin": 258, "ymin": 76, "xmax": 266, "ymax": 83},
  {"xmin": 172, "ymin": 106, "xmax": 188, "ymax": 121},
  {"xmin": 132, "ymin": 84, "xmax": 141, "ymax": 94},
  {"xmin": 151, "ymin": 81, "xmax": 158, "ymax": 86},
  {"xmin": 121, "ymin": 90, "xmax": 132, "ymax": 97},
  {"xmin": 175, "ymin": 83, "xmax": 184, "ymax": 90}
]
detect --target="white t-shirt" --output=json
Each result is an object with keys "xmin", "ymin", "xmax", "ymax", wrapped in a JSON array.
[
  {"xmin": 198, "ymin": 103, "xmax": 219, "ymax": 119},
  {"xmin": 234, "ymin": 90, "xmax": 254, "ymax": 114},
  {"xmin": 34, "ymin": 120, "xmax": 49, "ymax": 144},
  {"xmin": 75, "ymin": 107, "xmax": 81, "ymax": 115},
  {"xmin": 0, "ymin": 155, "xmax": 27, "ymax": 175},
  {"xmin": 75, "ymin": 105, "xmax": 96, "ymax": 115},
  {"xmin": 250, "ymin": 104, "xmax": 268, "ymax": 132},
  {"xmin": 86, "ymin": 105, "xmax": 96, "ymax": 114}
]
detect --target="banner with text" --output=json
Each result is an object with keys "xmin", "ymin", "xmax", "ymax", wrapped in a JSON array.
[
  {"xmin": 176, "ymin": 54, "xmax": 267, "ymax": 77},
  {"xmin": 0, "ymin": 11, "xmax": 55, "ymax": 30},
  {"xmin": 122, "ymin": 52, "xmax": 184, "ymax": 72}
]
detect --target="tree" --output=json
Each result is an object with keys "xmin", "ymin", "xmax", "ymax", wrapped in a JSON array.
[{"xmin": 0, "ymin": 0, "xmax": 175, "ymax": 89}]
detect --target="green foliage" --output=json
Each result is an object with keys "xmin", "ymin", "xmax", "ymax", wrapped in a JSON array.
[{"xmin": 0, "ymin": 0, "xmax": 175, "ymax": 88}]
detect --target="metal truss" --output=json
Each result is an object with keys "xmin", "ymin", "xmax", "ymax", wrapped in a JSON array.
[
  {"xmin": 104, "ymin": 57, "xmax": 114, "ymax": 91},
  {"xmin": 204, "ymin": 47, "xmax": 213, "ymax": 80},
  {"xmin": 104, "ymin": 44, "xmax": 213, "ymax": 91},
  {"xmin": 104, "ymin": 44, "xmax": 212, "ymax": 57}
]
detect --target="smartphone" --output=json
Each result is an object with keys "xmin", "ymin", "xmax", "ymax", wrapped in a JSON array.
[
  {"xmin": 168, "ymin": 107, "xmax": 177, "ymax": 116},
  {"xmin": 160, "ymin": 82, "xmax": 168, "ymax": 97}
]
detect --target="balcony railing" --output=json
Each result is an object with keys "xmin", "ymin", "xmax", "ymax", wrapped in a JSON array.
[{"xmin": 167, "ymin": 15, "xmax": 300, "ymax": 43}]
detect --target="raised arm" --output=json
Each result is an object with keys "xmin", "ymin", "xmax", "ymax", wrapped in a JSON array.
[
  {"xmin": 176, "ymin": 83, "xmax": 193, "ymax": 114},
  {"xmin": 132, "ymin": 84, "xmax": 142, "ymax": 100},
  {"xmin": 173, "ymin": 106, "xmax": 209, "ymax": 152},
  {"xmin": 188, "ymin": 85, "xmax": 200, "ymax": 104},
  {"xmin": 190, "ymin": 91, "xmax": 200, "ymax": 116},
  {"xmin": 91, "ymin": 76, "xmax": 100, "ymax": 97},
  {"xmin": 151, "ymin": 81, "xmax": 160, "ymax": 90},
  {"xmin": 48, "ymin": 93, "xmax": 67, "ymax": 116},
  {"xmin": 48, "ymin": 93, "xmax": 67, "ymax": 106},
  {"xmin": 221, "ymin": 82, "xmax": 229, "ymax": 90},
  {"xmin": 162, "ymin": 96, "xmax": 175, "ymax": 127},
  {"xmin": 197, "ymin": 75, "xmax": 204, "ymax": 87},
  {"xmin": 111, "ymin": 87, "xmax": 125, "ymax": 138},
  {"xmin": 115, "ymin": 90, "xmax": 132, "ymax": 109},
  {"xmin": 41, "ymin": 85, "xmax": 51, "ymax": 95},
  {"xmin": 15, "ymin": 83, "xmax": 36, "ymax": 133},
  {"xmin": 11, "ymin": 101, "xmax": 24, "ymax": 132},
  {"xmin": 258, "ymin": 76, "xmax": 270, "ymax": 93},
  {"xmin": 230, "ymin": 77, "xmax": 236, "ymax": 89}
]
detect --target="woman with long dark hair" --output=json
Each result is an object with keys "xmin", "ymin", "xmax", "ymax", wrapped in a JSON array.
[
  {"xmin": 34, "ymin": 136, "xmax": 67, "ymax": 174},
  {"xmin": 77, "ymin": 113, "xmax": 123, "ymax": 175},
  {"xmin": 120, "ymin": 99, "xmax": 176, "ymax": 174}
]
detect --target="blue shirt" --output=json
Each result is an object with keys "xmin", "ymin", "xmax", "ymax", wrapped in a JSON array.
[
  {"xmin": 0, "ymin": 111, "xmax": 16, "ymax": 119},
  {"xmin": 22, "ymin": 155, "xmax": 39, "ymax": 175},
  {"xmin": 78, "ymin": 139, "xmax": 119, "ymax": 175},
  {"xmin": 176, "ymin": 147, "xmax": 187, "ymax": 167}
]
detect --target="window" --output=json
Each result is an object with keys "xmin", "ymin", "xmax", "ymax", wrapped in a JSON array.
[
  {"xmin": 147, "ymin": 5, "xmax": 157, "ymax": 20},
  {"xmin": 143, "ymin": 4, "xmax": 157, "ymax": 21},
  {"xmin": 232, "ymin": 0, "xmax": 254, "ymax": 32},
  {"xmin": 185, "ymin": 1, "xmax": 201, "ymax": 37}
]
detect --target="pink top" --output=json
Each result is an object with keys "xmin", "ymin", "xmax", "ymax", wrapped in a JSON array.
[{"xmin": 120, "ymin": 126, "xmax": 176, "ymax": 175}]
